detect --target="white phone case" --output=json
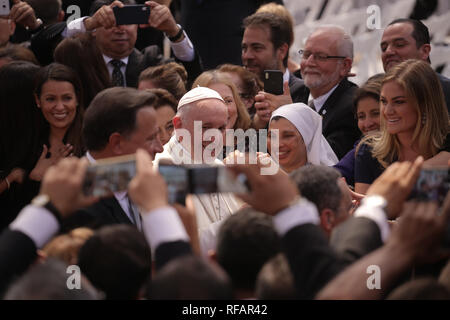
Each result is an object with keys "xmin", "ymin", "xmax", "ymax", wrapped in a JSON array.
[{"xmin": 0, "ymin": 0, "xmax": 11, "ymax": 17}]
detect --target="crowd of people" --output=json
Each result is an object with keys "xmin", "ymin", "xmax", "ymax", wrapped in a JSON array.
[{"xmin": 1, "ymin": 0, "xmax": 450, "ymax": 300}]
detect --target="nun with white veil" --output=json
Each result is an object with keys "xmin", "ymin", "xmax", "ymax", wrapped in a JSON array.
[{"xmin": 267, "ymin": 103, "xmax": 338, "ymax": 173}]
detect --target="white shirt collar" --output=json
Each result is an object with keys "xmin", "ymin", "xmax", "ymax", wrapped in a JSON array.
[
  {"xmin": 308, "ymin": 83, "xmax": 339, "ymax": 113},
  {"xmin": 85, "ymin": 151, "xmax": 97, "ymax": 164},
  {"xmin": 283, "ymin": 69, "xmax": 290, "ymax": 84},
  {"xmin": 103, "ymin": 55, "xmax": 129, "ymax": 66}
]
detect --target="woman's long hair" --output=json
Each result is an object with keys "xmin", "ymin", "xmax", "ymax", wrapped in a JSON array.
[
  {"xmin": 0, "ymin": 62, "xmax": 42, "ymax": 175},
  {"xmin": 366, "ymin": 59, "xmax": 449, "ymax": 168}
]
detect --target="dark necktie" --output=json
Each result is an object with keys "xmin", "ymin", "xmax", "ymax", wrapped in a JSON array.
[
  {"xmin": 127, "ymin": 196, "xmax": 142, "ymax": 231},
  {"xmin": 111, "ymin": 59, "xmax": 125, "ymax": 87},
  {"xmin": 308, "ymin": 100, "xmax": 316, "ymax": 111}
]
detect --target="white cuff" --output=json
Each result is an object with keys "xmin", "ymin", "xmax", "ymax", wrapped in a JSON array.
[
  {"xmin": 169, "ymin": 26, "xmax": 195, "ymax": 62},
  {"xmin": 354, "ymin": 203, "xmax": 390, "ymax": 243},
  {"xmin": 141, "ymin": 206, "xmax": 190, "ymax": 253},
  {"xmin": 65, "ymin": 17, "xmax": 88, "ymax": 37},
  {"xmin": 10, "ymin": 205, "xmax": 59, "ymax": 249},
  {"xmin": 273, "ymin": 198, "xmax": 320, "ymax": 236}
]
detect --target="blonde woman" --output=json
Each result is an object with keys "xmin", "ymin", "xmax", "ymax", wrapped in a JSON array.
[{"xmin": 355, "ymin": 60, "xmax": 450, "ymax": 194}]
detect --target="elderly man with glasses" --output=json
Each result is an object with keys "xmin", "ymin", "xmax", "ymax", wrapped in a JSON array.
[{"xmin": 296, "ymin": 25, "xmax": 361, "ymax": 159}]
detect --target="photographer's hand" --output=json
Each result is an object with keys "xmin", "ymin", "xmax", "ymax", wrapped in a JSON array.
[
  {"xmin": 227, "ymin": 158, "xmax": 298, "ymax": 216},
  {"xmin": 40, "ymin": 157, "xmax": 98, "ymax": 217},
  {"xmin": 84, "ymin": 0, "xmax": 123, "ymax": 31},
  {"xmin": 9, "ymin": 0, "xmax": 41, "ymax": 30},
  {"xmin": 141, "ymin": 1, "xmax": 182, "ymax": 41},
  {"xmin": 254, "ymin": 82, "xmax": 292, "ymax": 123}
]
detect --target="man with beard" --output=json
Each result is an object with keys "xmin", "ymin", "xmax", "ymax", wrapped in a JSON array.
[
  {"xmin": 297, "ymin": 26, "xmax": 360, "ymax": 159},
  {"xmin": 241, "ymin": 12, "xmax": 306, "ymax": 128}
]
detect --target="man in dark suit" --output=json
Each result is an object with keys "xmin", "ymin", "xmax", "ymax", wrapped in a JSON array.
[
  {"xmin": 61, "ymin": 87, "xmax": 164, "ymax": 232},
  {"xmin": 241, "ymin": 11, "xmax": 307, "ymax": 129},
  {"xmin": 65, "ymin": 0, "xmax": 203, "ymax": 87},
  {"xmin": 296, "ymin": 26, "xmax": 360, "ymax": 159},
  {"xmin": 380, "ymin": 18, "xmax": 450, "ymax": 111},
  {"xmin": 0, "ymin": 153, "xmax": 191, "ymax": 296}
]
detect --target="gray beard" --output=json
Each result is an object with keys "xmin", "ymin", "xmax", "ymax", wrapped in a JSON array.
[{"xmin": 303, "ymin": 68, "xmax": 341, "ymax": 90}]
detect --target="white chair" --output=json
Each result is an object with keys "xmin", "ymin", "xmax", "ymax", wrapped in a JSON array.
[{"xmin": 284, "ymin": 0, "xmax": 325, "ymax": 25}]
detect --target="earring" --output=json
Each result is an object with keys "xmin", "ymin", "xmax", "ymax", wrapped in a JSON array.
[{"xmin": 421, "ymin": 114, "xmax": 427, "ymax": 125}]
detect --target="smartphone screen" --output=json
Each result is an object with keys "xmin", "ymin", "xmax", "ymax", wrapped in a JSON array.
[
  {"xmin": 190, "ymin": 165, "xmax": 249, "ymax": 194},
  {"xmin": 83, "ymin": 155, "xmax": 136, "ymax": 197},
  {"xmin": 158, "ymin": 163, "xmax": 189, "ymax": 205},
  {"xmin": 0, "ymin": 0, "xmax": 12, "ymax": 16},
  {"xmin": 409, "ymin": 167, "xmax": 450, "ymax": 205},
  {"xmin": 263, "ymin": 70, "xmax": 284, "ymax": 95},
  {"xmin": 113, "ymin": 5, "xmax": 150, "ymax": 25},
  {"xmin": 189, "ymin": 167, "xmax": 219, "ymax": 194}
]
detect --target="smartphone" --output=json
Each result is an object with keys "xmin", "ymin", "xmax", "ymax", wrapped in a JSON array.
[
  {"xmin": 409, "ymin": 167, "xmax": 450, "ymax": 205},
  {"xmin": 263, "ymin": 70, "xmax": 284, "ymax": 95},
  {"xmin": 113, "ymin": 5, "xmax": 150, "ymax": 25},
  {"xmin": 409, "ymin": 167, "xmax": 450, "ymax": 248},
  {"xmin": 83, "ymin": 154, "xmax": 136, "ymax": 197},
  {"xmin": 158, "ymin": 162, "xmax": 189, "ymax": 205},
  {"xmin": 0, "ymin": 0, "xmax": 12, "ymax": 16},
  {"xmin": 158, "ymin": 160, "xmax": 249, "ymax": 204}
]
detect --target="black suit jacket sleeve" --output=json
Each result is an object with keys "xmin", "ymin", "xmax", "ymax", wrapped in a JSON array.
[
  {"xmin": 330, "ymin": 217, "xmax": 383, "ymax": 264},
  {"xmin": 0, "ymin": 229, "xmax": 37, "ymax": 295},
  {"xmin": 282, "ymin": 224, "xmax": 347, "ymax": 299}
]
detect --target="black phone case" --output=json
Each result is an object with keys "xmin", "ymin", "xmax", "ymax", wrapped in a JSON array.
[
  {"xmin": 113, "ymin": 5, "xmax": 150, "ymax": 25},
  {"xmin": 264, "ymin": 70, "xmax": 284, "ymax": 95}
]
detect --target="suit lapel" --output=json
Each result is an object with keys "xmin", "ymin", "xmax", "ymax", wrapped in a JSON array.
[
  {"xmin": 318, "ymin": 79, "xmax": 356, "ymax": 117},
  {"xmin": 125, "ymin": 49, "xmax": 143, "ymax": 88},
  {"xmin": 103, "ymin": 197, "xmax": 133, "ymax": 225}
]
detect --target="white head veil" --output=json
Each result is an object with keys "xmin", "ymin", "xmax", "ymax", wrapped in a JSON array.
[{"xmin": 270, "ymin": 103, "xmax": 339, "ymax": 166}]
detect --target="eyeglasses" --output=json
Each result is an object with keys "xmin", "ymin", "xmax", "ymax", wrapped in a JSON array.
[{"xmin": 298, "ymin": 50, "xmax": 346, "ymax": 62}]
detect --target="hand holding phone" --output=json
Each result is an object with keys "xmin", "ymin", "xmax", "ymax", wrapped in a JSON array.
[{"xmin": 158, "ymin": 160, "xmax": 249, "ymax": 205}]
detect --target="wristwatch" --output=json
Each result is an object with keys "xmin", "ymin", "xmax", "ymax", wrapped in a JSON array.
[
  {"xmin": 361, "ymin": 195, "xmax": 387, "ymax": 211},
  {"xmin": 31, "ymin": 194, "xmax": 62, "ymax": 223},
  {"xmin": 167, "ymin": 27, "xmax": 184, "ymax": 42}
]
